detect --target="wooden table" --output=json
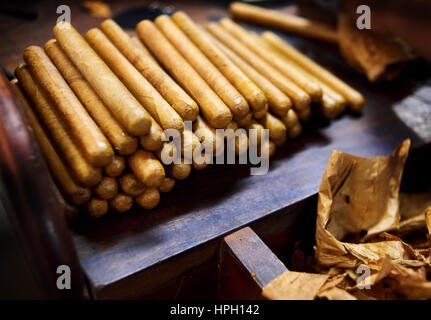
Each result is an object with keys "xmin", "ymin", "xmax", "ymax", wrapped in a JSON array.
[{"xmin": 1, "ymin": 0, "xmax": 430, "ymax": 299}]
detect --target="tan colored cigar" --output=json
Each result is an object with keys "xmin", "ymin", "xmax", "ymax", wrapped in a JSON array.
[
  {"xmin": 135, "ymin": 188, "xmax": 160, "ymax": 209},
  {"xmin": 23, "ymin": 46, "xmax": 113, "ymax": 167},
  {"xmin": 258, "ymin": 139, "xmax": 276, "ymax": 158},
  {"xmin": 93, "ymin": 176, "xmax": 118, "ymax": 200},
  {"xmin": 252, "ymin": 104, "xmax": 268, "ymax": 119},
  {"xmin": 167, "ymin": 159, "xmax": 191, "ymax": 180},
  {"xmin": 11, "ymin": 79, "xmax": 91, "ymax": 205},
  {"xmin": 139, "ymin": 118, "xmax": 164, "ymax": 151},
  {"xmin": 226, "ymin": 121, "xmax": 249, "ymax": 156},
  {"xmin": 259, "ymin": 112, "xmax": 287, "ymax": 140},
  {"xmin": 221, "ymin": 19, "xmax": 322, "ymax": 103},
  {"xmin": 229, "ymin": 2, "xmax": 338, "ymax": 43},
  {"xmin": 118, "ymin": 172, "xmax": 146, "ymax": 196},
  {"xmin": 318, "ymin": 94, "xmax": 340, "ymax": 120},
  {"xmin": 247, "ymin": 120, "xmax": 267, "ymax": 146},
  {"xmin": 192, "ymin": 115, "xmax": 224, "ymax": 156},
  {"xmin": 109, "ymin": 193, "xmax": 134, "ymax": 212},
  {"xmin": 181, "ymin": 129, "xmax": 201, "ymax": 160},
  {"xmin": 104, "ymin": 155, "xmax": 126, "ymax": 178},
  {"xmin": 192, "ymin": 156, "xmax": 209, "ymax": 171},
  {"xmin": 235, "ymin": 111, "xmax": 253, "ymax": 128},
  {"xmin": 99, "ymin": 19, "xmax": 198, "ymax": 121},
  {"xmin": 288, "ymin": 123, "xmax": 303, "ymax": 138},
  {"xmin": 262, "ymin": 32, "xmax": 364, "ymax": 112},
  {"xmin": 137, "ymin": 20, "xmax": 232, "ymax": 128},
  {"xmin": 15, "ymin": 65, "xmax": 102, "ymax": 187},
  {"xmin": 85, "ymin": 198, "xmax": 109, "ymax": 218},
  {"xmin": 154, "ymin": 142, "xmax": 179, "ymax": 164},
  {"xmin": 206, "ymin": 28, "xmax": 291, "ymax": 117},
  {"xmin": 85, "ymin": 28, "xmax": 184, "ymax": 132},
  {"xmin": 130, "ymin": 36, "xmax": 158, "ymax": 64},
  {"xmin": 268, "ymin": 140, "xmax": 276, "ymax": 158},
  {"xmin": 53, "ymin": 22, "xmax": 151, "ymax": 136},
  {"xmin": 44, "ymin": 40, "xmax": 138, "ymax": 155},
  {"xmin": 172, "ymin": 11, "xmax": 267, "ymax": 113},
  {"xmin": 281, "ymin": 109, "xmax": 303, "ymax": 138},
  {"xmin": 128, "ymin": 149, "xmax": 165, "ymax": 187},
  {"xmin": 297, "ymin": 107, "xmax": 312, "ymax": 122},
  {"xmin": 272, "ymin": 129, "xmax": 287, "ymax": 147},
  {"xmin": 209, "ymin": 23, "xmax": 311, "ymax": 115},
  {"xmin": 159, "ymin": 177, "xmax": 175, "ymax": 193},
  {"xmin": 155, "ymin": 15, "xmax": 249, "ymax": 119}
]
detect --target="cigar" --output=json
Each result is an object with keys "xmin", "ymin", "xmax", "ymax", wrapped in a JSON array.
[
  {"xmin": 167, "ymin": 158, "xmax": 191, "ymax": 180},
  {"xmin": 155, "ymin": 15, "xmax": 249, "ymax": 119},
  {"xmin": 268, "ymin": 140, "xmax": 276, "ymax": 158},
  {"xmin": 130, "ymin": 36, "xmax": 158, "ymax": 65},
  {"xmin": 297, "ymin": 107, "xmax": 312, "ymax": 122},
  {"xmin": 235, "ymin": 111, "xmax": 253, "ymax": 128},
  {"xmin": 229, "ymin": 2, "xmax": 338, "ymax": 44},
  {"xmin": 85, "ymin": 198, "xmax": 109, "ymax": 218},
  {"xmin": 247, "ymin": 120, "xmax": 267, "ymax": 146},
  {"xmin": 118, "ymin": 172, "xmax": 146, "ymax": 196},
  {"xmin": 281, "ymin": 109, "xmax": 303, "ymax": 138},
  {"xmin": 258, "ymin": 139, "xmax": 276, "ymax": 158},
  {"xmin": 211, "ymin": 22, "xmax": 311, "ymax": 115},
  {"xmin": 53, "ymin": 22, "xmax": 152, "ymax": 136},
  {"xmin": 158, "ymin": 177, "xmax": 175, "ymax": 193},
  {"xmin": 23, "ymin": 46, "xmax": 114, "ymax": 167},
  {"xmin": 139, "ymin": 118, "xmax": 165, "ymax": 151},
  {"xmin": 128, "ymin": 149, "xmax": 165, "ymax": 187},
  {"xmin": 271, "ymin": 129, "xmax": 287, "ymax": 147},
  {"xmin": 99, "ymin": 19, "xmax": 199, "ymax": 121},
  {"xmin": 154, "ymin": 142, "xmax": 179, "ymax": 165},
  {"xmin": 104, "ymin": 155, "xmax": 126, "ymax": 178},
  {"xmin": 11, "ymin": 79, "xmax": 91, "ymax": 205},
  {"xmin": 85, "ymin": 28, "xmax": 184, "ymax": 133},
  {"xmin": 44, "ymin": 39, "xmax": 138, "ymax": 155},
  {"xmin": 15, "ymin": 64, "xmax": 102, "ymax": 187},
  {"xmin": 252, "ymin": 104, "xmax": 268, "ymax": 119},
  {"xmin": 258, "ymin": 112, "xmax": 287, "ymax": 140},
  {"xmin": 181, "ymin": 129, "xmax": 201, "ymax": 160},
  {"xmin": 171, "ymin": 11, "xmax": 267, "ymax": 113},
  {"xmin": 192, "ymin": 115, "xmax": 224, "ymax": 156},
  {"xmin": 226, "ymin": 121, "xmax": 249, "ymax": 156},
  {"xmin": 109, "ymin": 193, "xmax": 134, "ymax": 212},
  {"xmin": 262, "ymin": 32, "xmax": 364, "ymax": 112},
  {"xmin": 93, "ymin": 176, "xmax": 118, "ymax": 200},
  {"xmin": 206, "ymin": 26, "xmax": 292, "ymax": 117},
  {"xmin": 135, "ymin": 188, "xmax": 160, "ymax": 210},
  {"xmin": 137, "ymin": 20, "xmax": 232, "ymax": 128},
  {"xmin": 192, "ymin": 156, "xmax": 210, "ymax": 171}
]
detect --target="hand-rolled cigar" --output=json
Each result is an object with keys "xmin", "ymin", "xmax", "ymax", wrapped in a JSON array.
[
  {"xmin": 15, "ymin": 65, "xmax": 102, "ymax": 187},
  {"xmin": 85, "ymin": 28, "xmax": 184, "ymax": 132},
  {"xmin": 172, "ymin": 11, "xmax": 267, "ymax": 113},
  {"xmin": 155, "ymin": 15, "xmax": 249, "ymax": 119},
  {"xmin": 23, "ymin": 46, "xmax": 114, "ymax": 167},
  {"xmin": 158, "ymin": 177, "xmax": 175, "ymax": 193},
  {"xmin": 220, "ymin": 19, "xmax": 322, "ymax": 103},
  {"xmin": 206, "ymin": 26, "xmax": 292, "ymax": 117},
  {"xmin": 104, "ymin": 155, "xmax": 126, "ymax": 178},
  {"xmin": 93, "ymin": 176, "xmax": 118, "ymax": 200},
  {"xmin": 44, "ymin": 40, "xmax": 138, "ymax": 155},
  {"xmin": 137, "ymin": 20, "xmax": 232, "ymax": 128},
  {"xmin": 100, "ymin": 19, "xmax": 198, "ymax": 121},
  {"xmin": 281, "ymin": 109, "xmax": 303, "ymax": 138},
  {"xmin": 53, "ymin": 22, "xmax": 151, "ymax": 136},
  {"xmin": 109, "ymin": 193, "xmax": 134, "ymax": 212},
  {"xmin": 11, "ymin": 79, "xmax": 91, "ymax": 205},
  {"xmin": 226, "ymin": 121, "xmax": 249, "ymax": 156},
  {"xmin": 318, "ymin": 93, "xmax": 339, "ymax": 120},
  {"xmin": 130, "ymin": 36, "xmax": 158, "ymax": 64},
  {"xmin": 181, "ymin": 129, "xmax": 201, "ymax": 160},
  {"xmin": 135, "ymin": 188, "xmax": 160, "ymax": 210},
  {"xmin": 229, "ymin": 2, "xmax": 338, "ymax": 43},
  {"xmin": 167, "ymin": 159, "xmax": 191, "ymax": 180},
  {"xmin": 288, "ymin": 123, "xmax": 303, "ymax": 138},
  {"xmin": 154, "ymin": 142, "xmax": 179, "ymax": 164},
  {"xmin": 297, "ymin": 107, "xmax": 312, "ymax": 122},
  {"xmin": 258, "ymin": 139, "xmax": 276, "ymax": 158},
  {"xmin": 192, "ymin": 115, "xmax": 224, "ymax": 156},
  {"xmin": 252, "ymin": 103, "xmax": 268, "ymax": 119},
  {"xmin": 139, "ymin": 118, "xmax": 164, "ymax": 151},
  {"xmin": 85, "ymin": 198, "xmax": 109, "ymax": 218},
  {"xmin": 192, "ymin": 156, "xmax": 209, "ymax": 171},
  {"xmin": 235, "ymin": 111, "xmax": 253, "ymax": 128},
  {"xmin": 258, "ymin": 112, "xmax": 287, "ymax": 140},
  {"xmin": 118, "ymin": 172, "xmax": 146, "ymax": 196},
  {"xmin": 128, "ymin": 149, "xmax": 165, "ymax": 187},
  {"xmin": 271, "ymin": 129, "xmax": 287, "ymax": 147},
  {"xmin": 212, "ymin": 22, "xmax": 311, "ymax": 115},
  {"xmin": 247, "ymin": 120, "xmax": 267, "ymax": 146},
  {"xmin": 268, "ymin": 140, "xmax": 276, "ymax": 158},
  {"xmin": 262, "ymin": 32, "xmax": 364, "ymax": 112}
]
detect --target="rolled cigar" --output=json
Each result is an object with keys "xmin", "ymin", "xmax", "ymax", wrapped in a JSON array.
[
  {"xmin": 130, "ymin": 36, "xmax": 158, "ymax": 64},
  {"xmin": 85, "ymin": 198, "xmax": 109, "ymax": 218},
  {"xmin": 206, "ymin": 27, "xmax": 291, "ymax": 116},
  {"xmin": 226, "ymin": 121, "xmax": 249, "ymax": 156},
  {"xmin": 262, "ymin": 32, "xmax": 364, "ymax": 112},
  {"xmin": 172, "ymin": 11, "xmax": 267, "ymax": 113},
  {"xmin": 192, "ymin": 115, "xmax": 224, "ymax": 156},
  {"xmin": 192, "ymin": 156, "xmax": 209, "ymax": 171},
  {"xmin": 318, "ymin": 94, "xmax": 340, "ymax": 120},
  {"xmin": 167, "ymin": 159, "xmax": 191, "ymax": 180},
  {"xmin": 220, "ymin": 19, "xmax": 322, "ymax": 103},
  {"xmin": 139, "ymin": 118, "xmax": 164, "ymax": 151},
  {"xmin": 155, "ymin": 15, "xmax": 249, "ymax": 119},
  {"xmin": 23, "ymin": 46, "xmax": 113, "ymax": 167},
  {"xmin": 288, "ymin": 123, "xmax": 303, "ymax": 138},
  {"xmin": 109, "ymin": 193, "xmax": 134, "ymax": 212},
  {"xmin": 85, "ymin": 28, "xmax": 184, "ymax": 132},
  {"xmin": 15, "ymin": 65, "xmax": 102, "ymax": 187},
  {"xmin": 209, "ymin": 23, "xmax": 311, "ymax": 115},
  {"xmin": 271, "ymin": 129, "xmax": 287, "ymax": 147},
  {"xmin": 247, "ymin": 120, "xmax": 267, "ymax": 146},
  {"xmin": 104, "ymin": 155, "xmax": 126, "ymax": 178},
  {"xmin": 11, "ymin": 79, "xmax": 91, "ymax": 205},
  {"xmin": 118, "ymin": 172, "xmax": 146, "ymax": 196},
  {"xmin": 181, "ymin": 129, "xmax": 201, "ymax": 160},
  {"xmin": 252, "ymin": 104, "xmax": 268, "ymax": 119},
  {"xmin": 235, "ymin": 111, "xmax": 253, "ymax": 128},
  {"xmin": 100, "ymin": 19, "xmax": 198, "ymax": 121},
  {"xmin": 135, "ymin": 188, "xmax": 160, "ymax": 210},
  {"xmin": 44, "ymin": 40, "xmax": 138, "ymax": 155},
  {"xmin": 258, "ymin": 139, "xmax": 276, "ymax": 158},
  {"xmin": 154, "ymin": 142, "xmax": 179, "ymax": 164},
  {"xmin": 137, "ymin": 20, "xmax": 232, "ymax": 128},
  {"xmin": 128, "ymin": 149, "xmax": 165, "ymax": 187},
  {"xmin": 259, "ymin": 112, "xmax": 287, "ymax": 140},
  {"xmin": 281, "ymin": 109, "xmax": 303, "ymax": 138},
  {"xmin": 229, "ymin": 2, "xmax": 338, "ymax": 43},
  {"xmin": 297, "ymin": 107, "xmax": 312, "ymax": 122},
  {"xmin": 53, "ymin": 22, "xmax": 151, "ymax": 136},
  {"xmin": 93, "ymin": 176, "xmax": 118, "ymax": 200},
  {"xmin": 268, "ymin": 140, "xmax": 276, "ymax": 158},
  {"xmin": 158, "ymin": 177, "xmax": 175, "ymax": 193}
]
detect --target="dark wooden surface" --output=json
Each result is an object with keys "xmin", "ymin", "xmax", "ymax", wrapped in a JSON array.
[{"xmin": 1, "ymin": 0, "xmax": 431, "ymax": 299}]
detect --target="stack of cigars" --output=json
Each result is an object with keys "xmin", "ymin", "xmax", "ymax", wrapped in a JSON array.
[{"xmin": 10, "ymin": 11, "xmax": 364, "ymax": 219}]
